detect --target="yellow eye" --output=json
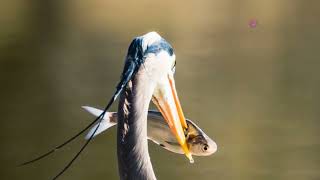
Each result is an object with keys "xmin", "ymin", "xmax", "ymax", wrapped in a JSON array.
[{"xmin": 172, "ymin": 61, "xmax": 176, "ymax": 73}]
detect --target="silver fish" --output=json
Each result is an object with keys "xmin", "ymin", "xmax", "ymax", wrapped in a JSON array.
[{"xmin": 82, "ymin": 106, "xmax": 217, "ymax": 156}]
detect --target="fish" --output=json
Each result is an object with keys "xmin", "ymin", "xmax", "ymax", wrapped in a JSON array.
[{"xmin": 82, "ymin": 106, "xmax": 217, "ymax": 156}]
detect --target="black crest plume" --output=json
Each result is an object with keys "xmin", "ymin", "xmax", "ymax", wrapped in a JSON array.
[{"xmin": 20, "ymin": 37, "xmax": 146, "ymax": 179}]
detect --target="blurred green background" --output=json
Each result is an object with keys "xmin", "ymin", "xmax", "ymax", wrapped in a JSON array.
[{"xmin": 1, "ymin": 0, "xmax": 320, "ymax": 180}]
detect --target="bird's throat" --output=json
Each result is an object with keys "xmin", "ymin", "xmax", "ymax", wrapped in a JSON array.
[{"xmin": 117, "ymin": 75, "xmax": 157, "ymax": 180}]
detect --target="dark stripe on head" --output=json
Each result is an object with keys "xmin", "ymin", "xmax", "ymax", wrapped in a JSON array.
[
  {"xmin": 118, "ymin": 36, "xmax": 174, "ymax": 97},
  {"xmin": 145, "ymin": 38, "xmax": 174, "ymax": 56}
]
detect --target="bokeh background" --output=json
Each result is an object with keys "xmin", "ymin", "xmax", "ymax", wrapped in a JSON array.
[{"xmin": 1, "ymin": 0, "xmax": 320, "ymax": 179}]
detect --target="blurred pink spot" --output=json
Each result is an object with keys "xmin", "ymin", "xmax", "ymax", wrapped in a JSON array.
[{"xmin": 249, "ymin": 19, "xmax": 258, "ymax": 28}]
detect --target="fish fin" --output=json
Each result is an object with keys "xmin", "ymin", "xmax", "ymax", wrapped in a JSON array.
[
  {"xmin": 147, "ymin": 137, "xmax": 164, "ymax": 147},
  {"xmin": 165, "ymin": 141, "xmax": 180, "ymax": 146},
  {"xmin": 82, "ymin": 106, "xmax": 109, "ymax": 120},
  {"xmin": 159, "ymin": 144, "xmax": 165, "ymax": 147},
  {"xmin": 82, "ymin": 106, "xmax": 116, "ymax": 139},
  {"xmin": 85, "ymin": 121, "xmax": 116, "ymax": 140}
]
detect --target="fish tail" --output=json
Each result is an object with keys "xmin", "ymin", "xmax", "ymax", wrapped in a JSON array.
[{"xmin": 82, "ymin": 106, "xmax": 117, "ymax": 139}]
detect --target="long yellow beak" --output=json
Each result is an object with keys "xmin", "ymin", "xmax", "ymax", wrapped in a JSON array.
[{"xmin": 152, "ymin": 74, "xmax": 193, "ymax": 163}]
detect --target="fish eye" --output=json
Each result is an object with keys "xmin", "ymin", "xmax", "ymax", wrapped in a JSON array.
[{"xmin": 202, "ymin": 144, "xmax": 208, "ymax": 151}]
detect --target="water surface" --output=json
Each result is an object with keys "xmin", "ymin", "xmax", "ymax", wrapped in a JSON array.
[{"xmin": 1, "ymin": 1, "xmax": 320, "ymax": 179}]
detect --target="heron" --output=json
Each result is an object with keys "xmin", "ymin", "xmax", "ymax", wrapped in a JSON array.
[
  {"xmin": 116, "ymin": 31, "xmax": 192, "ymax": 179},
  {"xmin": 21, "ymin": 31, "xmax": 193, "ymax": 180}
]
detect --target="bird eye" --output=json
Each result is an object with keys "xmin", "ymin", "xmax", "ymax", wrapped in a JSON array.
[
  {"xmin": 202, "ymin": 144, "xmax": 208, "ymax": 151},
  {"xmin": 172, "ymin": 61, "xmax": 176, "ymax": 73}
]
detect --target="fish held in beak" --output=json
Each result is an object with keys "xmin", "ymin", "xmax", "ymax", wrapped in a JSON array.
[{"xmin": 152, "ymin": 73, "xmax": 194, "ymax": 163}]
